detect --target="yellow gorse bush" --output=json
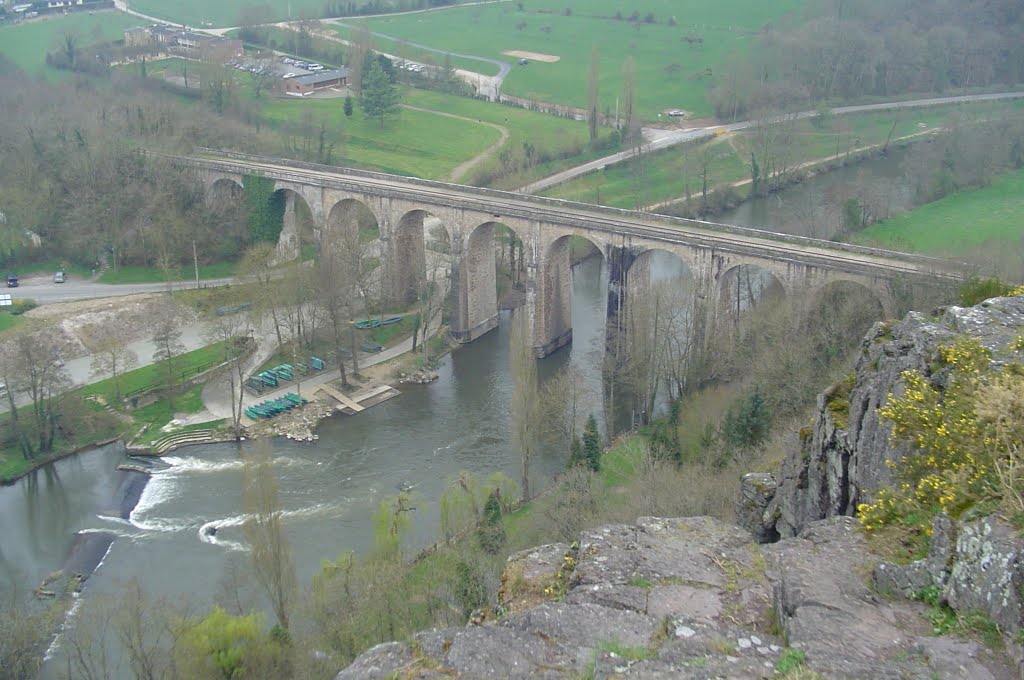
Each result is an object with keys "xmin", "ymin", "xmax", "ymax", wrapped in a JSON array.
[{"xmin": 859, "ymin": 337, "xmax": 1024, "ymax": 533}]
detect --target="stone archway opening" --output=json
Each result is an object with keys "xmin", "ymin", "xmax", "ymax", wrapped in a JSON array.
[
  {"xmin": 619, "ymin": 249, "xmax": 697, "ymax": 421},
  {"xmin": 323, "ymin": 198, "xmax": 383, "ymax": 305},
  {"xmin": 392, "ymin": 211, "xmax": 453, "ymax": 344},
  {"xmin": 269, "ymin": 187, "xmax": 315, "ymax": 263},
  {"xmin": 717, "ymin": 263, "xmax": 786, "ymax": 326},
  {"xmin": 209, "ymin": 177, "xmax": 244, "ymax": 204},
  {"xmin": 454, "ymin": 221, "xmax": 526, "ymax": 343},
  {"xmin": 805, "ymin": 280, "xmax": 885, "ymax": 364},
  {"xmin": 536, "ymin": 234, "xmax": 608, "ymax": 359}
]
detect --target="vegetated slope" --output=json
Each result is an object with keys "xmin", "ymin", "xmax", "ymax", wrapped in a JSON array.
[
  {"xmin": 347, "ymin": 0, "xmax": 806, "ymax": 118},
  {"xmin": 855, "ymin": 167, "xmax": 1024, "ymax": 256},
  {"xmin": 714, "ymin": 0, "xmax": 1024, "ymax": 119}
]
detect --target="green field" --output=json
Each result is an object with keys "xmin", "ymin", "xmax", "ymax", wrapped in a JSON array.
[
  {"xmin": 338, "ymin": 0, "xmax": 805, "ymax": 119},
  {"xmin": 98, "ymin": 262, "xmax": 238, "ymax": 284},
  {"xmin": 127, "ymin": 0, "xmax": 474, "ymax": 27},
  {"xmin": 260, "ymin": 89, "xmax": 502, "ymax": 178},
  {"xmin": 0, "ymin": 10, "xmax": 141, "ymax": 75},
  {"xmin": 854, "ymin": 167, "xmax": 1024, "ymax": 256},
  {"xmin": 543, "ymin": 100, "xmax": 1024, "ymax": 209}
]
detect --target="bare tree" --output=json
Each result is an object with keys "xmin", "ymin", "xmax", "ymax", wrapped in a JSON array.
[
  {"xmin": 239, "ymin": 243, "xmax": 285, "ymax": 351},
  {"xmin": 587, "ymin": 46, "xmax": 601, "ymax": 148},
  {"xmin": 151, "ymin": 317, "xmax": 185, "ymax": 409},
  {"xmin": 1, "ymin": 321, "xmax": 71, "ymax": 456},
  {"xmin": 205, "ymin": 303, "xmax": 253, "ymax": 440},
  {"xmin": 85, "ymin": 324, "xmax": 139, "ymax": 402},
  {"xmin": 509, "ymin": 311, "xmax": 540, "ymax": 501},
  {"xmin": 347, "ymin": 23, "xmax": 374, "ymax": 94},
  {"xmin": 621, "ymin": 56, "xmax": 637, "ymax": 142},
  {"xmin": 242, "ymin": 440, "xmax": 296, "ymax": 631},
  {"xmin": 411, "ymin": 222, "xmax": 451, "ymax": 362}
]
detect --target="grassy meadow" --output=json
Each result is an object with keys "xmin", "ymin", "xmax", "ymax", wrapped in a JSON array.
[
  {"xmin": 336, "ymin": 0, "xmax": 805, "ymax": 119},
  {"xmin": 127, "ymin": 0, "xmax": 475, "ymax": 27},
  {"xmin": 0, "ymin": 10, "xmax": 140, "ymax": 76},
  {"xmin": 854, "ymin": 168, "xmax": 1024, "ymax": 256}
]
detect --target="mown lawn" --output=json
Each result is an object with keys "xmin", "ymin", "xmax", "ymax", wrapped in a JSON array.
[
  {"xmin": 260, "ymin": 90, "xmax": 501, "ymax": 178},
  {"xmin": 340, "ymin": 0, "xmax": 806, "ymax": 119},
  {"xmin": 0, "ymin": 11, "xmax": 140, "ymax": 76},
  {"xmin": 0, "ymin": 313, "xmax": 24, "ymax": 334},
  {"xmin": 98, "ymin": 262, "xmax": 237, "ymax": 284},
  {"xmin": 854, "ymin": 167, "xmax": 1024, "ymax": 255},
  {"xmin": 81, "ymin": 341, "xmax": 230, "ymax": 404}
]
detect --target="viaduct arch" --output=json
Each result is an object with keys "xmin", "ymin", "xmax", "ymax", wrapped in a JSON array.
[{"xmin": 186, "ymin": 150, "xmax": 959, "ymax": 358}]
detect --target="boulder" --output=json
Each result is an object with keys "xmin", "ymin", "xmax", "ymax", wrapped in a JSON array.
[
  {"xmin": 736, "ymin": 473, "xmax": 779, "ymax": 543},
  {"xmin": 945, "ymin": 515, "xmax": 1024, "ymax": 642}
]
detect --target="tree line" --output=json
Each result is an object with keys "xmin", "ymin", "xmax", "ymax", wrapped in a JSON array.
[{"xmin": 712, "ymin": 0, "xmax": 1024, "ymax": 120}]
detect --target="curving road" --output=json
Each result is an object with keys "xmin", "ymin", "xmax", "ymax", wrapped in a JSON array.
[
  {"xmin": 518, "ymin": 91, "xmax": 1024, "ymax": 194},
  {"xmin": 330, "ymin": 20, "xmax": 511, "ymax": 82},
  {"xmin": 7, "ymin": 274, "xmax": 234, "ymax": 305}
]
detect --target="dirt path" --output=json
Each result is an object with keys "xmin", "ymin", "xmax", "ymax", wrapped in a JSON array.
[{"xmin": 400, "ymin": 104, "xmax": 510, "ymax": 182}]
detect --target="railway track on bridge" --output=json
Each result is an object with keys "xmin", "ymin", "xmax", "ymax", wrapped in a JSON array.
[{"xmin": 162, "ymin": 149, "xmax": 965, "ymax": 284}]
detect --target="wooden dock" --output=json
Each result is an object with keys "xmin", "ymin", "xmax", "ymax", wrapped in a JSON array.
[{"xmin": 314, "ymin": 383, "xmax": 401, "ymax": 415}]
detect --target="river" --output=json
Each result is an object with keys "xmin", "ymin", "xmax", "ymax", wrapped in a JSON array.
[
  {"xmin": 719, "ymin": 147, "xmax": 916, "ymax": 238},
  {"xmin": 1, "ymin": 255, "xmax": 643, "ymax": 676}
]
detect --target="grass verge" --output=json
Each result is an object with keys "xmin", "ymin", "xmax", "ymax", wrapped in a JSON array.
[{"xmin": 854, "ymin": 166, "xmax": 1024, "ymax": 255}]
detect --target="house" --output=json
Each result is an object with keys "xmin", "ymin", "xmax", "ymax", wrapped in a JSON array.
[
  {"xmin": 278, "ymin": 68, "xmax": 349, "ymax": 96},
  {"xmin": 123, "ymin": 25, "xmax": 243, "ymax": 62}
]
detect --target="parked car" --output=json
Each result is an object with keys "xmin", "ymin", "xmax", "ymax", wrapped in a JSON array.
[
  {"xmin": 282, "ymin": 72, "xmax": 297, "ymax": 79},
  {"xmin": 307, "ymin": 63, "xmax": 323, "ymax": 71},
  {"xmin": 53, "ymin": 271, "xmax": 66, "ymax": 283},
  {"xmin": 6, "ymin": 273, "xmax": 17, "ymax": 288}
]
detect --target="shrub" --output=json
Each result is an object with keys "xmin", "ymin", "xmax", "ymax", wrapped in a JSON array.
[
  {"xmin": 859, "ymin": 337, "xmax": 1024, "ymax": 538},
  {"xmin": 10, "ymin": 299, "xmax": 37, "ymax": 315}
]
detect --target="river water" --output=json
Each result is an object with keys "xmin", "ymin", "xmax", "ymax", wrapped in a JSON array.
[
  {"xmin": 2, "ymin": 256, "xmax": 627, "ymax": 673},
  {"xmin": 719, "ymin": 147, "xmax": 915, "ymax": 238}
]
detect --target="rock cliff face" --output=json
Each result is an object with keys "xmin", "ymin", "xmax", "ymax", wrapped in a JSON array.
[
  {"xmin": 334, "ymin": 296, "xmax": 1024, "ymax": 679},
  {"xmin": 740, "ymin": 294, "xmax": 1024, "ymax": 541},
  {"xmin": 336, "ymin": 516, "xmax": 1015, "ymax": 679}
]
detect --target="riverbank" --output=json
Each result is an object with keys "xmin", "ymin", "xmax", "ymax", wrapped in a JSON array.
[{"xmin": 654, "ymin": 127, "xmax": 937, "ymax": 220}]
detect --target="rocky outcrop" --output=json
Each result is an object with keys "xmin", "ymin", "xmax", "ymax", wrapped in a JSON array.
[
  {"xmin": 335, "ymin": 517, "xmax": 1016, "ymax": 679},
  {"xmin": 749, "ymin": 295, "xmax": 1024, "ymax": 541}
]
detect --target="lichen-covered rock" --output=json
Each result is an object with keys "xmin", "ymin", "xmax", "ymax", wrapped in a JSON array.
[
  {"xmin": 945, "ymin": 516, "xmax": 1024, "ymax": 642},
  {"xmin": 874, "ymin": 512, "xmax": 957, "ymax": 597},
  {"xmin": 737, "ymin": 473, "xmax": 779, "ymax": 543},
  {"xmin": 764, "ymin": 295, "xmax": 1024, "ymax": 539},
  {"xmin": 499, "ymin": 542, "xmax": 570, "ymax": 613},
  {"xmin": 336, "ymin": 516, "xmax": 1018, "ymax": 679}
]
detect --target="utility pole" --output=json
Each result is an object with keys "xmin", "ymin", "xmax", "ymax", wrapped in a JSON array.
[{"xmin": 193, "ymin": 240, "xmax": 199, "ymax": 289}]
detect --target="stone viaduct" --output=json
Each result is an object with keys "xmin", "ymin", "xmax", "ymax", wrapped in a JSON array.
[{"xmin": 170, "ymin": 149, "xmax": 959, "ymax": 357}]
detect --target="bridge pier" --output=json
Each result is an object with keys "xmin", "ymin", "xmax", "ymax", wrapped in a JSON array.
[{"xmin": 451, "ymin": 222, "xmax": 500, "ymax": 344}]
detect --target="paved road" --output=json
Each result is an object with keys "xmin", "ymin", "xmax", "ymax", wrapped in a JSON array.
[
  {"xmin": 519, "ymin": 91, "xmax": 1024, "ymax": 194},
  {"xmin": 7, "ymin": 274, "xmax": 234, "ymax": 305}
]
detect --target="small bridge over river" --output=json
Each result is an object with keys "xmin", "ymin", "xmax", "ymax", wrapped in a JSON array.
[{"xmin": 166, "ymin": 149, "xmax": 960, "ymax": 356}]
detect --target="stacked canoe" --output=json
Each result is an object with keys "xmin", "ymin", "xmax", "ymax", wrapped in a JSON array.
[{"xmin": 245, "ymin": 392, "xmax": 308, "ymax": 420}]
